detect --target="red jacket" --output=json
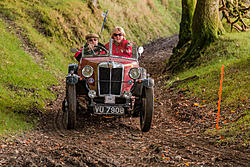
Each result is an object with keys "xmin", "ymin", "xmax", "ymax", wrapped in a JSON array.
[{"xmin": 105, "ymin": 39, "xmax": 132, "ymax": 58}]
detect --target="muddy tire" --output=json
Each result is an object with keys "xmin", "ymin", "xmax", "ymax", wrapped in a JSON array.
[
  {"xmin": 66, "ymin": 84, "xmax": 77, "ymax": 129},
  {"xmin": 62, "ymin": 99, "xmax": 68, "ymax": 129},
  {"xmin": 132, "ymin": 99, "xmax": 141, "ymax": 117},
  {"xmin": 140, "ymin": 87, "xmax": 154, "ymax": 132}
]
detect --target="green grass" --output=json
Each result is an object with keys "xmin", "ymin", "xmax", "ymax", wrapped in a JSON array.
[
  {"xmin": 0, "ymin": 19, "xmax": 58, "ymax": 110},
  {"xmin": 98, "ymin": 0, "xmax": 181, "ymax": 43},
  {"xmin": 166, "ymin": 31, "xmax": 250, "ymax": 146},
  {"xmin": 0, "ymin": 112, "xmax": 35, "ymax": 137},
  {"xmin": 0, "ymin": 19, "xmax": 57, "ymax": 136}
]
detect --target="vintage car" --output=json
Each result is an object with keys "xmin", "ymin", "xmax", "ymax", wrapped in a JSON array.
[{"xmin": 62, "ymin": 39, "xmax": 154, "ymax": 132}]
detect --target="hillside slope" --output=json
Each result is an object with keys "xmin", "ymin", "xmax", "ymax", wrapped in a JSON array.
[{"xmin": 0, "ymin": 0, "xmax": 181, "ymax": 134}]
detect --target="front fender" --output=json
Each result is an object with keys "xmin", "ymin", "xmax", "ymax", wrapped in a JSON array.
[
  {"xmin": 66, "ymin": 74, "xmax": 79, "ymax": 85},
  {"xmin": 131, "ymin": 78, "xmax": 154, "ymax": 96},
  {"xmin": 141, "ymin": 78, "xmax": 154, "ymax": 88},
  {"xmin": 131, "ymin": 82, "xmax": 143, "ymax": 97}
]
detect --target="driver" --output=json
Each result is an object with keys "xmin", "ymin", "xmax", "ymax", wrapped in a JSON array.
[
  {"xmin": 74, "ymin": 33, "xmax": 106, "ymax": 62},
  {"xmin": 105, "ymin": 26, "xmax": 132, "ymax": 58}
]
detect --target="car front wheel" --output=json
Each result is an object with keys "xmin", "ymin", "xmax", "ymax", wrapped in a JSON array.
[
  {"xmin": 64, "ymin": 84, "xmax": 77, "ymax": 129},
  {"xmin": 140, "ymin": 87, "xmax": 154, "ymax": 132}
]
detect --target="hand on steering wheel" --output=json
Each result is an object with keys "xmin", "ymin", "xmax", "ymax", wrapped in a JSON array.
[{"xmin": 92, "ymin": 45, "xmax": 108, "ymax": 55}]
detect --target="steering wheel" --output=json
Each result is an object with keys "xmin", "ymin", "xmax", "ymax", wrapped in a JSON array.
[
  {"xmin": 88, "ymin": 45, "xmax": 108, "ymax": 56},
  {"xmin": 95, "ymin": 45, "xmax": 108, "ymax": 55}
]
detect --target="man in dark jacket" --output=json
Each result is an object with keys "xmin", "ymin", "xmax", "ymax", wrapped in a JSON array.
[{"xmin": 74, "ymin": 33, "xmax": 106, "ymax": 62}]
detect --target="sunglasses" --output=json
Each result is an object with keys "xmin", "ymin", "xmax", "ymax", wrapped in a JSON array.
[
  {"xmin": 88, "ymin": 38, "xmax": 98, "ymax": 42},
  {"xmin": 113, "ymin": 33, "xmax": 123, "ymax": 37}
]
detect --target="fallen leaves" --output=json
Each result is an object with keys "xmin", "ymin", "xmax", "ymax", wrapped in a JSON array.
[
  {"xmin": 193, "ymin": 103, "xmax": 200, "ymax": 107},
  {"xmin": 193, "ymin": 102, "xmax": 206, "ymax": 108},
  {"xmin": 108, "ymin": 135, "xmax": 113, "ymax": 139},
  {"xmin": 141, "ymin": 147, "xmax": 147, "ymax": 152},
  {"xmin": 240, "ymin": 126, "xmax": 246, "ymax": 131},
  {"xmin": 184, "ymin": 133, "xmax": 193, "ymax": 136},
  {"xmin": 0, "ymin": 144, "xmax": 7, "ymax": 149},
  {"xmin": 24, "ymin": 138, "xmax": 32, "ymax": 145},
  {"xmin": 161, "ymin": 149, "xmax": 171, "ymax": 161}
]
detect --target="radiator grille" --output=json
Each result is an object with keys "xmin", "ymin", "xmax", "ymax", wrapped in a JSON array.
[{"xmin": 99, "ymin": 65, "xmax": 123, "ymax": 95}]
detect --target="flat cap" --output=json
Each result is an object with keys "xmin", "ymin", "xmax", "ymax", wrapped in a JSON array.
[{"xmin": 85, "ymin": 33, "xmax": 99, "ymax": 40}]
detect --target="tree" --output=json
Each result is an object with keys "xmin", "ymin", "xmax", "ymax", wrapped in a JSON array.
[
  {"xmin": 175, "ymin": 0, "xmax": 197, "ymax": 50},
  {"xmin": 191, "ymin": 0, "xmax": 221, "ymax": 49},
  {"xmin": 166, "ymin": 0, "xmax": 222, "ymax": 73}
]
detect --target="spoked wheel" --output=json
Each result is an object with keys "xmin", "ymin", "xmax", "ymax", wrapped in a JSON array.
[
  {"xmin": 63, "ymin": 84, "xmax": 77, "ymax": 129},
  {"xmin": 140, "ymin": 87, "xmax": 154, "ymax": 132}
]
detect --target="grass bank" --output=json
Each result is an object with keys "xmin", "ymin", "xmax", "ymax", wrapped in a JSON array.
[
  {"xmin": 0, "ymin": 19, "xmax": 55, "ymax": 135},
  {"xmin": 166, "ymin": 31, "xmax": 250, "ymax": 147}
]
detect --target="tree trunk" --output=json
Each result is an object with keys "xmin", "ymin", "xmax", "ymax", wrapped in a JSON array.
[
  {"xmin": 164, "ymin": 0, "xmax": 196, "ymax": 74},
  {"xmin": 166, "ymin": 0, "xmax": 221, "ymax": 73},
  {"xmin": 176, "ymin": 0, "xmax": 197, "ymax": 49},
  {"xmin": 192, "ymin": 0, "xmax": 220, "ymax": 48}
]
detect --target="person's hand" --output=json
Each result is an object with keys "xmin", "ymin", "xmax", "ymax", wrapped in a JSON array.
[{"xmin": 88, "ymin": 43, "xmax": 95, "ymax": 50}]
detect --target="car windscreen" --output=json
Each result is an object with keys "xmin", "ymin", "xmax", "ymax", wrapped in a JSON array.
[{"xmin": 83, "ymin": 54, "xmax": 138, "ymax": 61}]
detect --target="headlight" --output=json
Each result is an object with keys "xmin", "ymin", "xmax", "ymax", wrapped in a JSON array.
[
  {"xmin": 82, "ymin": 65, "xmax": 93, "ymax": 78},
  {"xmin": 129, "ymin": 68, "xmax": 140, "ymax": 79},
  {"xmin": 123, "ymin": 91, "xmax": 132, "ymax": 99},
  {"xmin": 88, "ymin": 90, "xmax": 96, "ymax": 98}
]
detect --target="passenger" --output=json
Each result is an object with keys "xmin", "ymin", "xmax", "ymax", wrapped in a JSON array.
[
  {"xmin": 74, "ymin": 33, "xmax": 106, "ymax": 62},
  {"xmin": 105, "ymin": 26, "xmax": 132, "ymax": 58}
]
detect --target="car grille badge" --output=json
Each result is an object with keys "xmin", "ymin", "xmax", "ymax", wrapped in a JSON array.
[
  {"xmin": 108, "ymin": 61, "xmax": 113, "ymax": 69},
  {"xmin": 88, "ymin": 78, "xmax": 94, "ymax": 83},
  {"xmin": 105, "ymin": 95, "xmax": 115, "ymax": 104}
]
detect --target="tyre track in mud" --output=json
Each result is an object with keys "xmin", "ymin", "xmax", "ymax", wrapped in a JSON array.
[
  {"xmin": 38, "ymin": 92, "xmax": 144, "ymax": 166},
  {"xmin": 1, "ymin": 35, "xmax": 249, "ymax": 166},
  {"xmin": 38, "ymin": 105, "xmax": 120, "ymax": 166}
]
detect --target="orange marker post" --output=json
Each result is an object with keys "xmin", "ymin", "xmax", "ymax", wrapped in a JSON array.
[{"xmin": 216, "ymin": 65, "xmax": 224, "ymax": 129}]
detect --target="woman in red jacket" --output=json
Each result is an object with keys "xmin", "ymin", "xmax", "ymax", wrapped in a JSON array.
[{"xmin": 105, "ymin": 27, "xmax": 132, "ymax": 58}]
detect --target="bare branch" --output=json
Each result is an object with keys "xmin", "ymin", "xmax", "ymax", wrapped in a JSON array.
[{"xmin": 220, "ymin": 0, "xmax": 249, "ymax": 32}]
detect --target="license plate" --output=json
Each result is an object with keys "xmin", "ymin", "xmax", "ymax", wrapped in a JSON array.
[{"xmin": 94, "ymin": 106, "xmax": 125, "ymax": 115}]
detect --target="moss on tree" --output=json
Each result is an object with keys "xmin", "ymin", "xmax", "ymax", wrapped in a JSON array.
[{"xmin": 175, "ymin": 0, "xmax": 196, "ymax": 50}]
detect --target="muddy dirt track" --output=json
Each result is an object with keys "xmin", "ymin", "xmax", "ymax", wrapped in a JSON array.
[{"xmin": 0, "ymin": 35, "xmax": 249, "ymax": 167}]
